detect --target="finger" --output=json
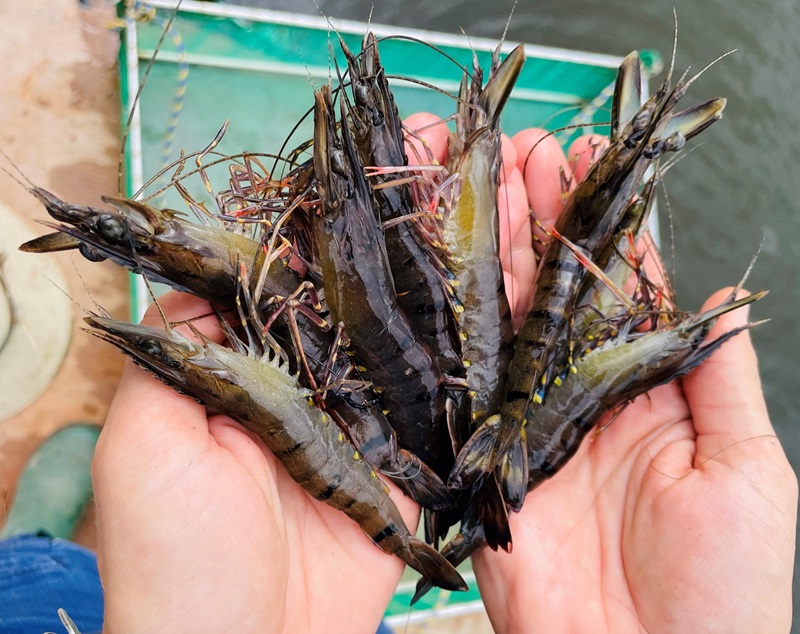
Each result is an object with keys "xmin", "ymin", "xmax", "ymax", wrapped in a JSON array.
[
  {"xmin": 499, "ymin": 133, "xmax": 518, "ymax": 183},
  {"xmin": 567, "ymin": 134, "xmax": 609, "ymax": 183},
  {"xmin": 498, "ymin": 166, "xmax": 531, "ymax": 270},
  {"xmin": 682, "ymin": 288, "xmax": 775, "ymax": 466},
  {"xmin": 511, "ymin": 128, "xmax": 571, "ymax": 247},
  {"xmin": 505, "ymin": 254, "xmax": 536, "ymax": 331},
  {"xmin": 99, "ymin": 292, "xmax": 222, "ymax": 446},
  {"xmin": 139, "ymin": 290, "xmax": 226, "ymax": 343},
  {"xmin": 633, "ymin": 230, "xmax": 672, "ymax": 332},
  {"xmin": 498, "ymin": 166, "xmax": 536, "ymax": 321},
  {"xmin": 403, "ymin": 112, "xmax": 449, "ymax": 166}
]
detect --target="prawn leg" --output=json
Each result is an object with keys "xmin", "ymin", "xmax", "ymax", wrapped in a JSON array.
[
  {"xmin": 83, "ymin": 313, "xmax": 467, "ymax": 593},
  {"xmin": 451, "ymin": 50, "xmax": 727, "ymax": 501}
]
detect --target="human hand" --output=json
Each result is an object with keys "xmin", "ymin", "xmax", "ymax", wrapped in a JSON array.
[
  {"xmin": 91, "ymin": 113, "xmax": 583, "ymax": 634},
  {"xmin": 405, "ymin": 116, "xmax": 798, "ymax": 632},
  {"xmin": 92, "ymin": 294, "xmax": 418, "ymax": 634}
]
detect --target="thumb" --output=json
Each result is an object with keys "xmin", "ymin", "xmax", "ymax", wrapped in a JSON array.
[{"xmin": 681, "ymin": 287, "xmax": 774, "ymax": 465}]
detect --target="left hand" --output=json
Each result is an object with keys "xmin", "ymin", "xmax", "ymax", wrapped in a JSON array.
[{"xmin": 408, "ymin": 115, "xmax": 798, "ymax": 633}]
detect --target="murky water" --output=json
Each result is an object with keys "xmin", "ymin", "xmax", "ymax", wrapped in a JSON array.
[{"xmin": 249, "ymin": 0, "xmax": 800, "ymax": 624}]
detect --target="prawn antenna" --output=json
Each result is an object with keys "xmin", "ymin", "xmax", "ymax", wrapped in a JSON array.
[
  {"xmin": 499, "ymin": 0, "xmax": 519, "ymax": 53},
  {"xmin": 0, "ymin": 149, "xmax": 35, "ymax": 190},
  {"xmin": 38, "ymin": 268, "xmax": 80, "ymax": 320},
  {"xmin": 377, "ymin": 35, "xmax": 472, "ymax": 78},
  {"xmin": 521, "ymin": 121, "xmax": 611, "ymax": 179},
  {"xmin": 657, "ymin": 165, "xmax": 678, "ymax": 305},
  {"xmin": 727, "ymin": 235, "xmax": 765, "ymax": 303},
  {"xmin": 666, "ymin": 8, "xmax": 679, "ymax": 86},
  {"xmin": 124, "ymin": 216, "xmax": 170, "ymax": 330},
  {"xmin": 311, "ymin": 0, "xmax": 338, "ymax": 89},
  {"xmin": 118, "ymin": 0, "xmax": 185, "ymax": 195},
  {"xmin": 459, "ymin": 25, "xmax": 477, "ymax": 66},
  {"xmin": 498, "ymin": 152, "xmax": 515, "ymax": 312},
  {"xmin": 683, "ymin": 49, "xmax": 737, "ymax": 91},
  {"xmin": 71, "ymin": 258, "xmax": 110, "ymax": 319}
]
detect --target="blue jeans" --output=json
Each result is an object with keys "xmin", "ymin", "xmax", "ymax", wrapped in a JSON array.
[
  {"xmin": 0, "ymin": 535, "xmax": 103, "ymax": 634},
  {"xmin": 0, "ymin": 535, "xmax": 394, "ymax": 633}
]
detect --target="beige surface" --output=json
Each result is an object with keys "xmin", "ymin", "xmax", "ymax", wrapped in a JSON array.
[
  {"xmin": 0, "ymin": 0, "xmax": 129, "ymax": 545},
  {"xmin": 0, "ymin": 206, "xmax": 73, "ymax": 419}
]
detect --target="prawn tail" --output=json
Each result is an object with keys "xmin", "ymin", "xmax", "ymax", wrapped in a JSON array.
[
  {"xmin": 447, "ymin": 413, "xmax": 504, "ymax": 490},
  {"xmin": 383, "ymin": 534, "xmax": 468, "ymax": 593},
  {"xmin": 499, "ymin": 430, "xmax": 528, "ymax": 513},
  {"xmin": 411, "ymin": 577, "xmax": 434, "ymax": 606},
  {"xmin": 387, "ymin": 449, "xmax": 456, "ymax": 511},
  {"xmin": 411, "ymin": 512, "xmax": 487, "ymax": 605},
  {"xmin": 475, "ymin": 475, "xmax": 511, "ymax": 552}
]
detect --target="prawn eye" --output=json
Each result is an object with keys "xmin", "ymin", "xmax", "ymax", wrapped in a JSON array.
[
  {"xmin": 623, "ymin": 109, "xmax": 653, "ymax": 148},
  {"xmin": 330, "ymin": 149, "xmax": 347, "ymax": 176},
  {"xmin": 135, "ymin": 337, "xmax": 182, "ymax": 368},
  {"xmin": 137, "ymin": 338, "xmax": 163, "ymax": 357},
  {"xmin": 663, "ymin": 131, "xmax": 686, "ymax": 153},
  {"xmin": 78, "ymin": 242, "xmax": 107, "ymax": 262},
  {"xmin": 632, "ymin": 109, "xmax": 652, "ymax": 132},
  {"xmin": 96, "ymin": 214, "xmax": 127, "ymax": 242},
  {"xmin": 354, "ymin": 83, "xmax": 369, "ymax": 107}
]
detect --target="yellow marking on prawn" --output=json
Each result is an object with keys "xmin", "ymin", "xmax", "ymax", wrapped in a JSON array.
[
  {"xmin": 533, "ymin": 393, "xmax": 543, "ymax": 404},
  {"xmin": 455, "ymin": 304, "xmax": 465, "ymax": 314},
  {"xmin": 468, "ymin": 390, "xmax": 476, "ymax": 398},
  {"xmin": 306, "ymin": 396, "xmax": 315, "ymax": 407},
  {"xmin": 353, "ymin": 451, "xmax": 362, "ymax": 461},
  {"xmin": 338, "ymin": 433, "xmax": 344, "ymax": 442},
  {"xmin": 540, "ymin": 374, "xmax": 548, "ymax": 386},
  {"xmin": 382, "ymin": 409, "xmax": 390, "ymax": 415},
  {"xmin": 522, "ymin": 418, "xmax": 528, "ymax": 427},
  {"xmin": 320, "ymin": 414, "xmax": 328, "ymax": 424},
  {"xmin": 554, "ymin": 376, "xmax": 563, "ymax": 387},
  {"xmin": 370, "ymin": 470, "xmax": 379, "ymax": 479},
  {"xmin": 450, "ymin": 280, "xmax": 460, "ymax": 287},
  {"xmin": 459, "ymin": 331, "xmax": 468, "ymax": 341},
  {"xmin": 357, "ymin": 365, "xmax": 368, "ymax": 372},
  {"xmin": 463, "ymin": 359, "xmax": 471, "ymax": 367}
]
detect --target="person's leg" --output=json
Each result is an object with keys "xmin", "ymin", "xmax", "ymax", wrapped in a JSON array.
[
  {"xmin": 0, "ymin": 535, "xmax": 103, "ymax": 634},
  {"xmin": 0, "ymin": 424, "xmax": 103, "ymax": 634}
]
